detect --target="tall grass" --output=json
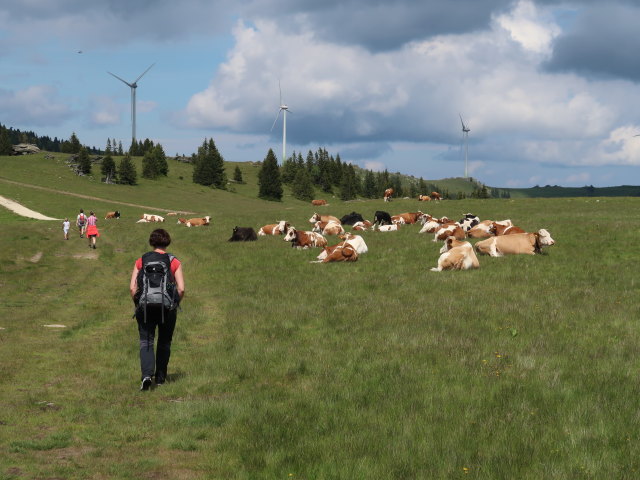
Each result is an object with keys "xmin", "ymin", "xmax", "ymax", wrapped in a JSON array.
[{"xmin": 1, "ymin": 155, "xmax": 639, "ymax": 479}]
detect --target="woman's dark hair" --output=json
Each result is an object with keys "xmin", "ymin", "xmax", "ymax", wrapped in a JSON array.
[{"xmin": 149, "ymin": 228, "xmax": 171, "ymax": 249}]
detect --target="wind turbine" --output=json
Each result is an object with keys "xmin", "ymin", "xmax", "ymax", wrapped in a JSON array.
[
  {"xmin": 459, "ymin": 113, "xmax": 471, "ymax": 178},
  {"xmin": 108, "ymin": 63, "xmax": 155, "ymax": 146},
  {"xmin": 271, "ymin": 82, "xmax": 291, "ymax": 164}
]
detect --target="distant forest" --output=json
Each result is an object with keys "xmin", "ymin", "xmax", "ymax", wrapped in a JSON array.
[{"xmin": 0, "ymin": 123, "xmax": 103, "ymax": 154}]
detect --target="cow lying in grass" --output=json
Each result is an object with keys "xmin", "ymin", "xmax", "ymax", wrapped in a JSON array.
[
  {"xmin": 105, "ymin": 211, "xmax": 120, "ymax": 219},
  {"xmin": 315, "ymin": 233, "xmax": 368, "ymax": 261},
  {"xmin": 431, "ymin": 240, "xmax": 479, "ymax": 272},
  {"xmin": 258, "ymin": 220, "xmax": 289, "ymax": 235},
  {"xmin": 185, "ymin": 216, "xmax": 211, "ymax": 227},
  {"xmin": 475, "ymin": 229, "xmax": 555, "ymax": 256},
  {"xmin": 228, "ymin": 226, "xmax": 257, "ymax": 241},
  {"xmin": 284, "ymin": 227, "xmax": 327, "ymax": 249}
]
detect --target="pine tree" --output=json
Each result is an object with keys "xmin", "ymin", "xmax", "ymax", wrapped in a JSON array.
[
  {"xmin": 154, "ymin": 144, "xmax": 168, "ymax": 176},
  {"xmin": 101, "ymin": 154, "xmax": 116, "ymax": 182},
  {"xmin": 78, "ymin": 147, "xmax": 92, "ymax": 175},
  {"xmin": 281, "ymin": 155, "xmax": 299, "ymax": 184},
  {"xmin": 340, "ymin": 164, "xmax": 359, "ymax": 201},
  {"xmin": 192, "ymin": 138, "xmax": 226, "ymax": 188},
  {"xmin": 362, "ymin": 170, "xmax": 377, "ymax": 198},
  {"xmin": 69, "ymin": 132, "xmax": 81, "ymax": 154},
  {"xmin": 209, "ymin": 139, "xmax": 227, "ymax": 189},
  {"xmin": 258, "ymin": 148, "xmax": 283, "ymax": 201},
  {"xmin": 142, "ymin": 150, "xmax": 158, "ymax": 179},
  {"xmin": 105, "ymin": 138, "xmax": 112, "ymax": 154},
  {"xmin": 291, "ymin": 167, "xmax": 315, "ymax": 201},
  {"xmin": 0, "ymin": 127, "xmax": 12, "ymax": 155},
  {"xmin": 233, "ymin": 165, "xmax": 244, "ymax": 183},
  {"xmin": 117, "ymin": 154, "xmax": 137, "ymax": 185},
  {"xmin": 117, "ymin": 141, "xmax": 124, "ymax": 155}
]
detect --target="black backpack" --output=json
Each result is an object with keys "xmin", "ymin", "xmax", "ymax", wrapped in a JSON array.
[{"xmin": 135, "ymin": 251, "xmax": 180, "ymax": 322}]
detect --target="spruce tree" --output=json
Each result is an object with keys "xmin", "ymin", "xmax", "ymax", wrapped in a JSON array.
[
  {"xmin": 78, "ymin": 147, "xmax": 92, "ymax": 175},
  {"xmin": 340, "ymin": 164, "xmax": 359, "ymax": 201},
  {"xmin": 233, "ymin": 165, "xmax": 244, "ymax": 183},
  {"xmin": 101, "ymin": 154, "xmax": 116, "ymax": 182},
  {"xmin": 69, "ymin": 132, "xmax": 81, "ymax": 154},
  {"xmin": 362, "ymin": 170, "xmax": 377, "ymax": 198},
  {"xmin": 291, "ymin": 167, "xmax": 314, "ymax": 202},
  {"xmin": 117, "ymin": 154, "xmax": 137, "ymax": 185},
  {"xmin": 193, "ymin": 139, "xmax": 215, "ymax": 186},
  {"xmin": 142, "ymin": 150, "xmax": 158, "ymax": 179},
  {"xmin": 258, "ymin": 148, "xmax": 283, "ymax": 201},
  {"xmin": 105, "ymin": 138, "xmax": 112, "ymax": 154},
  {"xmin": 154, "ymin": 144, "xmax": 168, "ymax": 176},
  {"xmin": 0, "ymin": 127, "xmax": 12, "ymax": 155},
  {"xmin": 209, "ymin": 138, "xmax": 227, "ymax": 189},
  {"xmin": 117, "ymin": 141, "xmax": 124, "ymax": 155}
]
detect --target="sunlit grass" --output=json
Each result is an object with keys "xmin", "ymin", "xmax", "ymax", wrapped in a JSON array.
[{"xmin": 1, "ymin": 155, "xmax": 640, "ymax": 478}]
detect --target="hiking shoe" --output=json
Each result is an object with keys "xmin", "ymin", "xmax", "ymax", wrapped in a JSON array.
[
  {"xmin": 140, "ymin": 376, "xmax": 152, "ymax": 391},
  {"xmin": 93, "ymin": 245, "xmax": 96, "ymax": 249},
  {"xmin": 155, "ymin": 374, "xmax": 166, "ymax": 385}
]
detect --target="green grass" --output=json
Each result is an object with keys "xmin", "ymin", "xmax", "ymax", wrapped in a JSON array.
[{"xmin": 1, "ymin": 154, "xmax": 640, "ymax": 479}]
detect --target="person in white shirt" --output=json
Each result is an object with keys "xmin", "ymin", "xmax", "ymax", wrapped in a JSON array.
[{"xmin": 62, "ymin": 218, "xmax": 70, "ymax": 240}]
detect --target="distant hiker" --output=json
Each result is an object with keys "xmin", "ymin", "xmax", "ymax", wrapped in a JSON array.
[
  {"xmin": 86, "ymin": 211, "xmax": 99, "ymax": 249},
  {"xmin": 62, "ymin": 218, "xmax": 70, "ymax": 240},
  {"xmin": 76, "ymin": 209, "xmax": 87, "ymax": 237},
  {"xmin": 129, "ymin": 228, "xmax": 185, "ymax": 391}
]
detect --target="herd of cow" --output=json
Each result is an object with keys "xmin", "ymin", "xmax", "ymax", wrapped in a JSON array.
[
  {"xmin": 105, "ymin": 205, "xmax": 555, "ymax": 269},
  {"xmin": 227, "ymin": 208, "xmax": 555, "ymax": 268}
]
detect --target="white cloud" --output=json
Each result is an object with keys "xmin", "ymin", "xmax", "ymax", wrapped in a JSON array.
[
  {"xmin": 364, "ymin": 161, "xmax": 386, "ymax": 171},
  {"xmin": 0, "ymin": 85, "xmax": 72, "ymax": 126},
  {"xmin": 496, "ymin": 0, "xmax": 561, "ymax": 55}
]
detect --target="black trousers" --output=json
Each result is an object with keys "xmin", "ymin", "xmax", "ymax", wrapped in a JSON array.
[{"xmin": 136, "ymin": 308, "xmax": 177, "ymax": 380}]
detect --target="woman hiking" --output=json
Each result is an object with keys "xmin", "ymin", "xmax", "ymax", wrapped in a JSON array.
[{"xmin": 129, "ymin": 228, "xmax": 185, "ymax": 391}]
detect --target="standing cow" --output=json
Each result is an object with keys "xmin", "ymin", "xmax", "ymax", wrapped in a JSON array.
[
  {"xmin": 373, "ymin": 210, "xmax": 392, "ymax": 226},
  {"xmin": 383, "ymin": 188, "xmax": 394, "ymax": 202}
]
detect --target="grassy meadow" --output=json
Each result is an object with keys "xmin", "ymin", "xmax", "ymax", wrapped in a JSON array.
[{"xmin": 1, "ymin": 153, "xmax": 640, "ymax": 479}]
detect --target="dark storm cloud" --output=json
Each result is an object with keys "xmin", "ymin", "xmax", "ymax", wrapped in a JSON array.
[
  {"xmin": 244, "ymin": 0, "xmax": 514, "ymax": 51},
  {"xmin": 545, "ymin": 2, "xmax": 640, "ymax": 81}
]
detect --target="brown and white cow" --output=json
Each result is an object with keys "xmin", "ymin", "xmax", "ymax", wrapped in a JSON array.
[
  {"xmin": 321, "ymin": 244, "xmax": 359, "ymax": 263},
  {"xmin": 391, "ymin": 215, "xmax": 406, "ymax": 225},
  {"xmin": 475, "ymin": 229, "xmax": 555, "ymax": 256},
  {"xmin": 491, "ymin": 223, "xmax": 526, "ymax": 236},
  {"xmin": 258, "ymin": 220, "xmax": 289, "ymax": 236},
  {"xmin": 105, "ymin": 211, "xmax": 120, "ymax": 219},
  {"xmin": 321, "ymin": 221, "xmax": 345, "ymax": 236},
  {"xmin": 374, "ymin": 223, "xmax": 400, "ymax": 232},
  {"xmin": 141, "ymin": 213, "xmax": 164, "ymax": 223},
  {"xmin": 311, "ymin": 199, "xmax": 328, "ymax": 206},
  {"xmin": 392, "ymin": 211, "xmax": 425, "ymax": 225},
  {"xmin": 309, "ymin": 213, "xmax": 340, "ymax": 224},
  {"xmin": 351, "ymin": 220, "xmax": 372, "ymax": 231},
  {"xmin": 315, "ymin": 233, "xmax": 368, "ymax": 261},
  {"xmin": 186, "ymin": 216, "xmax": 211, "ymax": 227},
  {"xmin": 284, "ymin": 227, "xmax": 327, "ymax": 249},
  {"xmin": 383, "ymin": 188, "xmax": 394, "ymax": 202},
  {"xmin": 430, "ymin": 191, "xmax": 442, "ymax": 201},
  {"xmin": 418, "ymin": 194, "xmax": 431, "ymax": 202},
  {"xmin": 439, "ymin": 235, "xmax": 469, "ymax": 254},
  {"xmin": 433, "ymin": 223, "xmax": 466, "ymax": 242},
  {"xmin": 431, "ymin": 242, "xmax": 479, "ymax": 272}
]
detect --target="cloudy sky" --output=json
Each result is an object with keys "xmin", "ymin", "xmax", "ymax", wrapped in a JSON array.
[{"xmin": 2, "ymin": 0, "xmax": 640, "ymax": 188}]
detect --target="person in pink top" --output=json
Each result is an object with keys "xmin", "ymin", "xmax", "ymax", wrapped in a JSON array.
[{"xmin": 86, "ymin": 211, "xmax": 99, "ymax": 249}]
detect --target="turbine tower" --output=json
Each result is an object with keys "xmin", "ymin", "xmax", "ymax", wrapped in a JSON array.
[
  {"xmin": 460, "ymin": 114, "xmax": 470, "ymax": 178},
  {"xmin": 271, "ymin": 82, "xmax": 291, "ymax": 164},
  {"xmin": 108, "ymin": 63, "xmax": 155, "ymax": 146}
]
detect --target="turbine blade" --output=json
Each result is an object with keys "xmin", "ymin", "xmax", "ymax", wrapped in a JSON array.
[
  {"xmin": 134, "ymin": 63, "xmax": 155, "ymax": 84},
  {"xmin": 108, "ymin": 71, "xmax": 133, "ymax": 87},
  {"xmin": 271, "ymin": 109, "xmax": 282, "ymax": 131}
]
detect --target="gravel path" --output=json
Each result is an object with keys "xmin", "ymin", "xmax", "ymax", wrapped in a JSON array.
[{"xmin": 0, "ymin": 195, "xmax": 60, "ymax": 220}]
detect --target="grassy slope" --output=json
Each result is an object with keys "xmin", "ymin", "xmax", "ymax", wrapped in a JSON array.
[{"xmin": 1, "ymin": 154, "xmax": 640, "ymax": 479}]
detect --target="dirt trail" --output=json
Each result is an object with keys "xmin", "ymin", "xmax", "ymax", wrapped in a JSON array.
[
  {"xmin": 0, "ymin": 195, "xmax": 60, "ymax": 220},
  {"xmin": 0, "ymin": 177, "xmax": 196, "ymax": 215}
]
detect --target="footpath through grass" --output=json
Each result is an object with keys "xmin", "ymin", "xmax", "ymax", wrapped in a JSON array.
[{"xmin": 1, "ymin": 155, "xmax": 640, "ymax": 479}]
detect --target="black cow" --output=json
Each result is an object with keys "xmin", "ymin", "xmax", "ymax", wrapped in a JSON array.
[
  {"xmin": 340, "ymin": 211, "xmax": 365, "ymax": 225},
  {"xmin": 228, "ymin": 226, "xmax": 257, "ymax": 242},
  {"xmin": 373, "ymin": 210, "xmax": 392, "ymax": 226},
  {"xmin": 458, "ymin": 213, "xmax": 480, "ymax": 232}
]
